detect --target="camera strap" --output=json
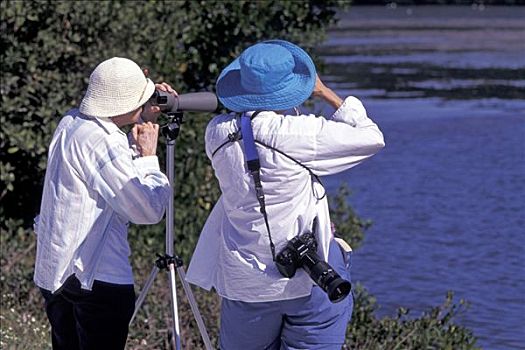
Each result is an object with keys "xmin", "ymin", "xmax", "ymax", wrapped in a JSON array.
[
  {"xmin": 240, "ymin": 112, "xmax": 277, "ymax": 261},
  {"xmin": 211, "ymin": 112, "xmax": 328, "ymax": 261},
  {"xmin": 211, "ymin": 115, "xmax": 326, "ymax": 200}
]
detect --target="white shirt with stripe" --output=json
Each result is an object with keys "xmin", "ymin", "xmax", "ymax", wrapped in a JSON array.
[{"xmin": 34, "ymin": 109, "xmax": 171, "ymax": 293}]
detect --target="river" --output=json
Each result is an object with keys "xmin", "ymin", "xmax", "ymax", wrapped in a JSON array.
[{"xmin": 318, "ymin": 5, "xmax": 525, "ymax": 349}]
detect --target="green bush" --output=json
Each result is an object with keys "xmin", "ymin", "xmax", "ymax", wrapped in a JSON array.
[
  {"xmin": 329, "ymin": 183, "xmax": 372, "ymax": 250},
  {"xmin": 1, "ymin": 0, "xmax": 340, "ymax": 241},
  {"xmin": 1, "ymin": 1, "xmax": 478, "ymax": 348},
  {"xmin": 348, "ymin": 286, "xmax": 479, "ymax": 350}
]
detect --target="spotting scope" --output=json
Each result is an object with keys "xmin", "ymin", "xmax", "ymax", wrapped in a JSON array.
[{"xmin": 150, "ymin": 90, "xmax": 218, "ymax": 113}]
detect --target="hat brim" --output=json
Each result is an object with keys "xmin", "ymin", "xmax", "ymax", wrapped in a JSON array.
[
  {"xmin": 81, "ymin": 78, "xmax": 155, "ymax": 118},
  {"xmin": 137, "ymin": 78, "xmax": 156, "ymax": 111},
  {"xmin": 216, "ymin": 40, "xmax": 316, "ymax": 112}
]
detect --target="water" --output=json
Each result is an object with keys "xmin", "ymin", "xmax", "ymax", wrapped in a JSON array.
[{"xmin": 317, "ymin": 6, "xmax": 525, "ymax": 349}]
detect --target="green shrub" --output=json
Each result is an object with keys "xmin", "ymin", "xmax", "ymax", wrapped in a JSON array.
[
  {"xmin": 329, "ymin": 183, "xmax": 372, "ymax": 250},
  {"xmin": 348, "ymin": 286, "xmax": 479, "ymax": 350},
  {"xmin": 1, "ymin": 0, "xmax": 341, "ymax": 247}
]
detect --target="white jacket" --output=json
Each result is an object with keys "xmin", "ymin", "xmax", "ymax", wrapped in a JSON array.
[
  {"xmin": 34, "ymin": 110, "xmax": 171, "ymax": 292},
  {"xmin": 186, "ymin": 96, "xmax": 385, "ymax": 302}
]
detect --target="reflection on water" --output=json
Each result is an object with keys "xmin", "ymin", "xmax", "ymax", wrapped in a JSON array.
[
  {"xmin": 317, "ymin": 5, "xmax": 525, "ymax": 350},
  {"xmin": 319, "ymin": 6, "xmax": 525, "ymax": 101}
]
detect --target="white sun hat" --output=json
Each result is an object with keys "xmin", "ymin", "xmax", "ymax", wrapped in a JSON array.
[{"xmin": 79, "ymin": 57, "xmax": 155, "ymax": 118}]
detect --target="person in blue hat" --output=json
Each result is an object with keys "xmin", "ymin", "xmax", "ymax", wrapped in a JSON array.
[{"xmin": 186, "ymin": 40, "xmax": 385, "ymax": 349}]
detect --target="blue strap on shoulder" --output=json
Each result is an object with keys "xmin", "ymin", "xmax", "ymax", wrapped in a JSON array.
[
  {"xmin": 240, "ymin": 112, "xmax": 276, "ymax": 260},
  {"xmin": 240, "ymin": 113, "xmax": 260, "ymax": 171}
]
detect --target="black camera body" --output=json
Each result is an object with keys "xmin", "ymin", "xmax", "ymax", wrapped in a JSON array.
[{"xmin": 276, "ymin": 231, "xmax": 351, "ymax": 303}]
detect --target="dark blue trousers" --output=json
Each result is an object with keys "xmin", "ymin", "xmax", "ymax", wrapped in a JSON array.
[{"xmin": 40, "ymin": 275, "xmax": 135, "ymax": 350}]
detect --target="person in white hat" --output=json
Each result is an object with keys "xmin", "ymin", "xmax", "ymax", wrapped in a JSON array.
[
  {"xmin": 186, "ymin": 40, "xmax": 385, "ymax": 349},
  {"xmin": 33, "ymin": 57, "xmax": 176, "ymax": 350}
]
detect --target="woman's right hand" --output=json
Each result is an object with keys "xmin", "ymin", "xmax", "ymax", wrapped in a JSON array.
[{"xmin": 132, "ymin": 122, "xmax": 160, "ymax": 156}]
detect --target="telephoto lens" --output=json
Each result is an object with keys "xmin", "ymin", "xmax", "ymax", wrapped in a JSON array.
[
  {"xmin": 275, "ymin": 231, "xmax": 351, "ymax": 303},
  {"xmin": 301, "ymin": 257, "xmax": 351, "ymax": 303}
]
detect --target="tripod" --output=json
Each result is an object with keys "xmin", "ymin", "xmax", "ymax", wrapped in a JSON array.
[{"xmin": 129, "ymin": 112, "xmax": 213, "ymax": 350}]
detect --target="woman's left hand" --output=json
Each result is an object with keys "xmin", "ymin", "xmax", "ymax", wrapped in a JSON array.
[{"xmin": 141, "ymin": 82, "xmax": 179, "ymax": 123}]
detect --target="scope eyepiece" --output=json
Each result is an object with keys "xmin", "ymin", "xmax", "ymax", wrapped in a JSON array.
[{"xmin": 151, "ymin": 91, "xmax": 169, "ymax": 106}]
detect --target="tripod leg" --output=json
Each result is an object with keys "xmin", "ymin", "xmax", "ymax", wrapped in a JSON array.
[
  {"xmin": 168, "ymin": 263, "xmax": 181, "ymax": 350},
  {"xmin": 177, "ymin": 266, "xmax": 214, "ymax": 350},
  {"xmin": 130, "ymin": 264, "xmax": 160, "ymax": 326}
]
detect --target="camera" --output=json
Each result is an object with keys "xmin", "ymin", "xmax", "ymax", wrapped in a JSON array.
[
  {"xmin": 149, "ymin": 90, "xmax": 218, "ymax": 114},
  {"xmin": 275, "ymin": 231, "xmax": 352, "ymax": 303}
]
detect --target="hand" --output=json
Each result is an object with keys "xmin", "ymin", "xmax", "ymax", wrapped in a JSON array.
[
  {"xmin": 141, "ymin": 82, "xmax": 179, "ymax": 123},
  {"xmin": 132, "ymin": 122, "xmax": 159, "ymax": 156},
  {"xmin": 311, "ymin": 74, "xmax": 343, "ymax": 109},
  {"xmin": 312, "ymin": 74, "xmax": 328, "ymax": 98}
]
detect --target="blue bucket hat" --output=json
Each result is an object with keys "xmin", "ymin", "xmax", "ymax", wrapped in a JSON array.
[{"xmin": 216, "ymin": 40, "xmax": 316, "ymax": 112}]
